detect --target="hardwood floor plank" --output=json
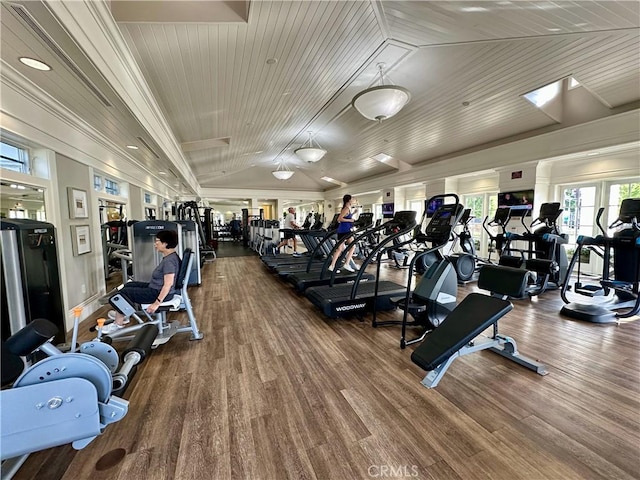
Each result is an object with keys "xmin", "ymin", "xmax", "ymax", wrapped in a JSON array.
[{"xmin": 11, "ymin": 256, "xmax": 640, "ymax": 479}]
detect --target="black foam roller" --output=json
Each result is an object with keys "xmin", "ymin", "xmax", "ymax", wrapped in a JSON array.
[{"xmin": 122, "ymin": 324, "xmax": 159, "ymax": 363}]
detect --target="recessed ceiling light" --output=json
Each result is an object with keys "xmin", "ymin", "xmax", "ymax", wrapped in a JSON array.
[
  {"xmin": 266, "ymin": 58, "xmax": 278, "ymax": 65},
  {"xmin": 159, "ymin": 171, "xmax": 167, "ymax": 175},
  {"xmin": 19, "ymin": 57, "xmax": 51, "ymax": 71},
  {"xmin": 587, "ymin": 152, "xmax": 599, "ymax": 156},
  {"xmin": 126, "ymin": 145, "xmax": 139, "ymax": 150},
  {"xmin": 547, "ymin": 28, "xmax": 562, "ymax": 32}
]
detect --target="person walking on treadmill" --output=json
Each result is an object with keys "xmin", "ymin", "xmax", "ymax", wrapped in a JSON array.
[
  {"xmin": 277, "ymin": 207, "xmax": 301, "ymax": 254},
  {"xmin": 328, "ymin": 195, "xmax": 360, "ymax": 273}
]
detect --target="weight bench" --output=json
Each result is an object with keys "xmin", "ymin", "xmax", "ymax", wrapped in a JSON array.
[
  {"xmin": 411, "ymin": 265, "xmax": 548, "ymax": 388},
  {"xmin": 105, "ymin": 248, "xmax": 203, "ymax": 346}
]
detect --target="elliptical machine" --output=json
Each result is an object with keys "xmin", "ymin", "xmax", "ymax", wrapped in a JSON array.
[
  {"xmin": 482, "ymin": 207, "xmax": 512, "ymax": 263},
  {"xmin": 448, "ymin": 209, "xmax": 493, "ymax": 283},
  {"xmin": 500, "ymin": 203, "xmax": 569, "ymax": 297},
  {"xmin": 560, "ymin": 198, "xmax": 640, "ymax": 323}
]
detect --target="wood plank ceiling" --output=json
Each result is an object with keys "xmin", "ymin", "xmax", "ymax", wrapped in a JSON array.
[
  {"xmin": 1, "ymin": 1, "xmax": 639, "ymax": 194},
  {"xmin": 115, "ymin": 0, "xmax": 639, "ymax": 191}
]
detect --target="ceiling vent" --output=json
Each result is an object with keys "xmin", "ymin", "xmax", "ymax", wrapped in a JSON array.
[
  {"xmin": 136, "ymin": 136, "xmax": 160, "ymax": 159},
  {"xmin": 10, "ymin": 3, "xmax": 113, "ymax": 108}
]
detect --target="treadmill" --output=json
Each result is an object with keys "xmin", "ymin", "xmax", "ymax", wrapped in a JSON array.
[
  {"xmin": 305, "ymin": 211, "xmax": 418, "ymax": 318},
  {"xmin": 261, "ymin": 215, "xmax": 339, "ymax": 270},
  {"xmin": 287, "ymin": 213, "xmax": 376, "ymax": 291}
]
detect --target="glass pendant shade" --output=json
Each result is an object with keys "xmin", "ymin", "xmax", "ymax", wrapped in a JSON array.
[
  {"xmin": 294, "ymin": 132, "xmax": 326, "ymax": 162},
  {"xmin": 272, "ymin": 160, "xmax": 294, "ymax": 180},
  {"xmin": 352, "ymin": 85, "xmax": 410, "ymax": 122},
  {"xmin": 272, "ymin": 170, "xmax": 294, "ymax": 180},
  {"xmin": 352, "ymin": 63, "xmax": 410, "ymax": 122}
]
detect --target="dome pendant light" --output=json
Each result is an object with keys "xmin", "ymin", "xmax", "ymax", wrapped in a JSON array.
[
  {"xmin": 272, "ymin": 160, "xmax": 294, "ymax": 180},
  {"xmin": 352, "ymin": 63, "xmax": 410, "ymax": 123},
  {"xmin": 294, "ymin": 131, "xmax": 326, "ymax": 163}
]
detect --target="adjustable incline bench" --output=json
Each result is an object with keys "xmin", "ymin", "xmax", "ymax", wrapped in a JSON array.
[{"xmin": 411, "ymin": 265, "xmax": 548, "ymax": 388}]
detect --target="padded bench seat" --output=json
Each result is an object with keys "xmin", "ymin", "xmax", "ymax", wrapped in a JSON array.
[{"xmin": 411, "ymin": 293, "xmax": 511, "ymax": 371}]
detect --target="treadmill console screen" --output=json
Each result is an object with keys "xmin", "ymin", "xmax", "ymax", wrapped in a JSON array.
[
  {"xmin": 424, "ymin": 204, "xmax": 463, "ymax": 244},
  {"xmin": 391, "ymin": 211, "xmax": 417, "ymax": 230}
]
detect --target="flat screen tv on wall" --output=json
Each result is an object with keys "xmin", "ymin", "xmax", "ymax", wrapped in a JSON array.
[
  {"xmin": 382, "ymin": 202, "xmax": 394, "ymax": 218},
  {"xmin": 498, "ymin": 189, "xmax": 534, "ymax": 216}
]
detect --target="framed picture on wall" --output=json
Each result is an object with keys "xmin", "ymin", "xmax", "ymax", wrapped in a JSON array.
[
  {"xmin": 67, "ymin": 187, "xmax": 88, "ymax": 219},
  {"xmin": 71, "ymin": 225, "xmax": 91, "ymax": 255}
]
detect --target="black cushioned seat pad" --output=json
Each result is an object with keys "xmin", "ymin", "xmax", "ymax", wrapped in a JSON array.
[{"xmin": 411, "ymin": 293, "xmax": 512, "ymax": 371}]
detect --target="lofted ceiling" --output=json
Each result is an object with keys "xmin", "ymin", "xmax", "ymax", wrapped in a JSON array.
[{"xmin": 1, "ymin": 1, "xmax": 639, "ymax": 197}]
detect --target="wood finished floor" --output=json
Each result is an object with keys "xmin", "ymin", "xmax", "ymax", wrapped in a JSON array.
[{"xmin": 14, "ymin": 255, "xmax": 640, "ymax": 480}]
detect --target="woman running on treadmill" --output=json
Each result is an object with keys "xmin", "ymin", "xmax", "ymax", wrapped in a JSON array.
[{"xmin": 328, "ymin": 194, "xmax": 359, "ymax": 273}]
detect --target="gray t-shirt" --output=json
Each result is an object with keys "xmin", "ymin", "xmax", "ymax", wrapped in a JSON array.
[{"xmin": 149, "ymin": 252, "xmax": 180, "ymax": 294}]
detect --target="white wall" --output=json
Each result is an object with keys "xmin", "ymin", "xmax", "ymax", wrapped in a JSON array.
[{"xmin": 55, "ymin": 153, "xmax": 103, "ymax": 330}]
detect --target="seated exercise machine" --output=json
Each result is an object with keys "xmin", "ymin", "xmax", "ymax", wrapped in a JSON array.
[
  {"xmin": 411, "ymin": 265, "xmax": 548, "ymax": 388},
  {"xmin": 103, "ymin": 248, "xmax": 203, "ymax": 346},
  {"xmin": 372, "ymin": 195, "xmax": 464, "ymax": 348},
  {"xmin": 1, "ymin": 317, "xmax": 154, "ymax": 478},
  {"xmin": 560, "ymin": 198, "xmax": 640, "ymax": 323}
]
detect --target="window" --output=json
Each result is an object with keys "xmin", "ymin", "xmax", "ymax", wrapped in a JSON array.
[
  {"xmin": 523, "ymin": 81, "xmax": 561, "ymax": 108},
  {"xmin": 462, "ymin": 193, "xmax": 497, "ymax": 258},
  {"xmin": 561, "ymin": 186, "xmax": 598, "ymax": 266},
  {"xmin": 0, "ymin": 141, "xmax": 29, "ymax": 174},
  {"xmin": 607, "ymin": 181, "xmax": 640, "ymax": 233},
  {"xmin": 144, "ymin": 192, "xmax": 152, "ymax": 204},
  {"xmin": 94, "ymin": 175, "xmax": 102, "ymax": 192},
  {"xmin": 408, "ymin": 200, "xmax": 424, "ymax": 216},
  {"xmin": 462, "ymin": 194, "xmax": 484, "ymax": 253},
  {"xmin": 105, "ymin": 178, "xmax": 119, "ymax": 195}
]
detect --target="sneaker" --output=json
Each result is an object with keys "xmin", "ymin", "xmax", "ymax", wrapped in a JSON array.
[
  {"xmin": 343, "ymin": 265, "xmax": 355, "ymax": 273},
  {"xmin": 107, "ymin": 310, "xmax": 129, "ymax": 324},
  {"xmin": 101, "ymin": 322, "xmax": 125, "ymax": 334},
  {"xmin": 292, "ymin": 252, "xmax": 301, "ymax": 257},
  {"xmin": 349, "ymin": 261, "xmax": 361, "ymax": 271},
  {"xmin": 328, "ymin": 265, "xmax": 341, "ymax": 274}
]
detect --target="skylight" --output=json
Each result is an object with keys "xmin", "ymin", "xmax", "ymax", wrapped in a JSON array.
[{"xmin": 523, "ymin": 81, "xmax": 560, "ymax": 108}]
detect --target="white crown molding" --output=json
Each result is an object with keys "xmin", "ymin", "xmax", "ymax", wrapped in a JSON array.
[
  {"xmin": 0, "ymin": 61, "xmax": 176, "ymax": 199},
  {"xmin": 200, "ymin": 187, "xmax": 324, "ymax": 201},
  {"xmin": 326, "ymin": 109, "xmax": 640, "ymax": 198},
  {"xmin": 44, "ymin": 0, "xmax": 200, "ymax": 194}
]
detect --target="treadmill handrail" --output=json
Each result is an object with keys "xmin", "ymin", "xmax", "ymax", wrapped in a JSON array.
[
  {"xmin": 346, "ymin": 215, "xmax": 419, "ymax": 297},
  {"xmin": 325, "ymin": 218, "xmax": 392, "ymax": 284}
]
